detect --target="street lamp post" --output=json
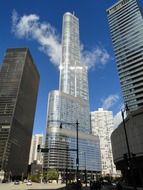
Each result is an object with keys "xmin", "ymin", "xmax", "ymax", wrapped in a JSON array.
[
  {"xmin": 76, "ymin": 120, "xmax": 79, "ymax": 182},
  {"xmin": 60, "ymin": 120, "xmax": 79, "ymax": 183},
  {"xmin": 121, "ymin": 105, "xmax": 136, "ymax": 190},
  {"xmin": 84, "ymin": 152, "xmax": 87, "ymax": 187},
  {"xmin": 38, "ymin": 120, "xmax": 79, "ymax": 186}
]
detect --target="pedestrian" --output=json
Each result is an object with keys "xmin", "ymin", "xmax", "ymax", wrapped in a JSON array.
[
  {"xmin": 92, "ymin": 181, "xmax": 98, "ymax": 190},
  {"xmin": 90, "ymin": 180, "xmax": 93, "ymax": 190},
  {"xmin": 97, "ymin": 180, "xmax": 101, "ymax": 190},
  {"xmin": 77, "ymin": 179, "xmax": 82, "ymax": 190}
]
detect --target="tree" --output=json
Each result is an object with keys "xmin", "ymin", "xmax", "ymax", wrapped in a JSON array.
[{"xmin": 47, "ymin": 169, "xmax": 59, "ymax": 181}]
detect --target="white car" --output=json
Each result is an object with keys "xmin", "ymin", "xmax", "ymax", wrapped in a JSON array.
[
  {"xmin": 14, "ymin": 180, "xmax": 20, "ymax": 185},
  {"xmin": 112, "ymin": 182, "xmax": 117, "ymax": 186},
  {"xmin": 26, "ymin": 181, "xmax": 32, "ymax": 186}
]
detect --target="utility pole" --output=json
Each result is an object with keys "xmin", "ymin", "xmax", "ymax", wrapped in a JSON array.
[
  {"xmin": 121, "ymin": 106, "xmax": 137, "ymax": 190},
  {"xmin": 76, "ymin": 120, "xmax": 79, "ymax": 182}
]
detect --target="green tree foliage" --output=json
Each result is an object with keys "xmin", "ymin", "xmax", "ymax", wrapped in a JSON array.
[
  {"xmin": 47, "ymin": 169, "xmax": 59, "ymax": 180},
  {"xmin": 28, "ymin": 171, "xmax": 41, "ymax": 183}
]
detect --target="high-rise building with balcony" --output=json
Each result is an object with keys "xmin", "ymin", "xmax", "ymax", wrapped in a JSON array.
[
  {"xmin": 91, "ymin": 108, "xmax": 116, "ymax": 176},
  {"xmin": 44, "ymin": 13, "xmax": 101, "ymax": 177},
  {"xmin": 107, "ymin": 0, "xmax": 143, "ymax": 112},
  {"xmin": 0, "ymin": 48, "xmax": 39, "ymax": 177}
]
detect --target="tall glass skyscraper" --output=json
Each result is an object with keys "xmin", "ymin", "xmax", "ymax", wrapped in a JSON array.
[
  {"xmin": 107, "ymin": 0, "xmax": 143, "ymax": 111},
  {"xmin": 44, "ymin": 13, "xmax": 101, "ymax": 176},
  {"xmin": 60, "ymin": 13, "xmax": 88, "ymax": 102}
]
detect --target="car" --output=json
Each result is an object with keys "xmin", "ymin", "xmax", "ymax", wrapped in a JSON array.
[
  {"xmin": 2, "ymin": 179, "xmax": 7, "ymax": 183},
  {"xmin": 112, "ymin": 182, "xmax": 117, "ymax": 186},
  {"xmin": 14, "ymin": 180, "xmax": 20, "ymax": 185},
  {"xmin": 26, "ymin": 180, "xmax": 32, "ymax": 186}
]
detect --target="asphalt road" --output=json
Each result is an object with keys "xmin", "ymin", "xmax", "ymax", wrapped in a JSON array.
[
  {"xmin": 0, "ymin": 182, "xmax": 65, "ymax": 190},
  {"xmin": 0, "ymin": 182, "xmax": 118, "ymax": 190}
]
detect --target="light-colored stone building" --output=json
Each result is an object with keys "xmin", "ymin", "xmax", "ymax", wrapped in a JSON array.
[
  {"xmin": 91, "ymin": 108, "xmax": 117, "ymax": 176},
  {"xmin": 29, "ymin": 134, "xmax": 44, "ymax": 165}
]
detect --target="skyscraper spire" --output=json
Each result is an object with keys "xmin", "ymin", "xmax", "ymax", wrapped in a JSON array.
[{"xmin": 60, "ymin": 12, "xmax": 89, "ymax": 101}]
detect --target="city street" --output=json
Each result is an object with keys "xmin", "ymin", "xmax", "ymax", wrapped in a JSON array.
[
  {"xmin": 0, "ymin": 182, "xmax": 65, "ymax": 190},
  {"xmin": 0, "ymin": 182, "xmax": 116, "ymax": 190},
  {"xmin": 2, "ymin": 181, "xmax": 143, "ymax": 190}
]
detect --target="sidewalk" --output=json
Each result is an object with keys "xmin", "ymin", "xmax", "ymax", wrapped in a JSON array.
[{"xmin": 0, "ymin": 182, "xmax": 65, "ymax": 190}]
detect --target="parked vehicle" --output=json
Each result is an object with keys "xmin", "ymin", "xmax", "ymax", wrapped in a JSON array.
[
  {"xmin": 14, "ymin": 180, "xmax": 20, "ymax": 185},
  {"xmin": 26, "ymin": 180, "xmax": 32, "ymax": 186}
]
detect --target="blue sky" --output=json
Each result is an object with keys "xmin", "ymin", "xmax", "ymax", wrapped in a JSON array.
[{"xmin": 0, "ymin": 0, "xmax": 124, "ymax": 134}]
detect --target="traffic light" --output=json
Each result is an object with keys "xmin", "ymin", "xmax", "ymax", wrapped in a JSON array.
[
  {"xmin": 131, "ymin": 153, "xmax": 136, "ymax": 168},
  {"xmin": 123, "ymin": 153, "xmax": 129, "ymax": 168},
  {"xmin": 37, "ymin": 144, "xmax": 41, "ymax": 152},
  {"xmin": 41, "ymin": 148, "xmax": 49, "ymax": 152},
  {"xmin": 60, "ymin": 123, "xmax": 62, "ymax": 129},
  {"xmin": 132, "ymin": 153, "xmax": 136, "ymax": 158}
]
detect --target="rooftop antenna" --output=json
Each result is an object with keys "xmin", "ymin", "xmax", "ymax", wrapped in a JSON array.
[{"xmin": 73, "ymin": 11, "xmax": 75, "ymax": 16}]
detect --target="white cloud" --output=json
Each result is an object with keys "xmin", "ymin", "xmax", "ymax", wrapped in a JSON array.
[
  {"xmin": 101, "ymin": 94, "xmax": 119, "ymax": 110},
  {"xmin": 81, "ymin": 45, "xmax": 111, "ymax": 69},
  {"xmin": 113, "ymin": 104, "xmax": 127, "ymax": 129},
  {"xmin": 12, "ymin": 10, "xmax": 61, "ymax": 66},
  {"xmin": 11, "ymin": 10, "xmax": 111, "ymax": 68},
  {"xmin": 11, "ymin": 10, "xmax": 19, "ymax": 33},
  {"xmin": 113, "ymin": 111, "xmax": 122, "ymax": 129}
]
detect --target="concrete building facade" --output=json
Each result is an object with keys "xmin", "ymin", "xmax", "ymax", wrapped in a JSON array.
[
  {"xmin": 29, "ymin": 134, "xmax": 44, "ymax": 165},
  {"xmin": 111, "ymin": 107, "xmax": 143, "ymax": 186}
]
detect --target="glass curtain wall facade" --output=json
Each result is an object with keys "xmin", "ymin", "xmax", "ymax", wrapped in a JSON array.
[
  {"xmin": 44, "ymin": 91, "xmax": 101, "ymax": 172},
  {"xmin": 107, "ymin": 0, "xmax": 143, "ymax": 111},
  {"xmin": 60, "ymin": 12, "xmax": 89, "ymax": 102},
  {"xmin": 0, "ymin": 48, "xmax": 39, "ymax": 177},
  {"xmin": 44, "ymin": 13, "xmax": 101, "ymax": 175}
]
